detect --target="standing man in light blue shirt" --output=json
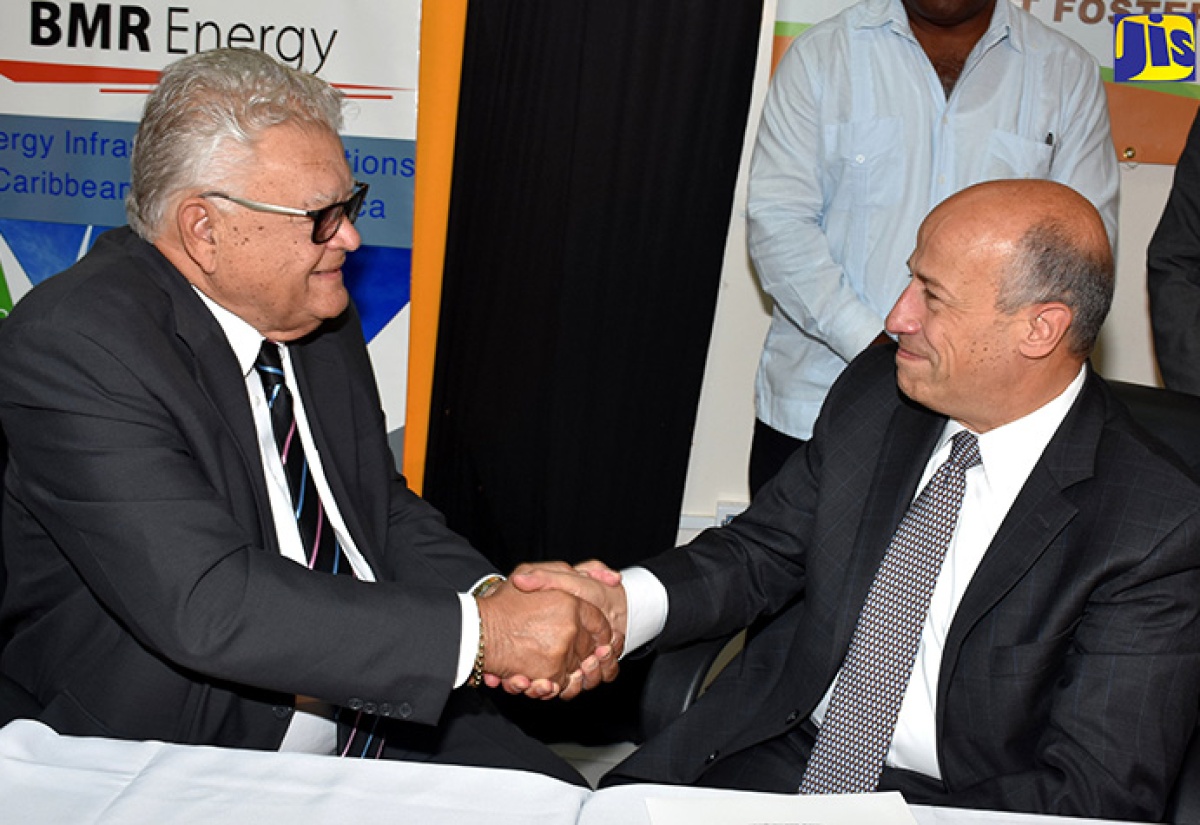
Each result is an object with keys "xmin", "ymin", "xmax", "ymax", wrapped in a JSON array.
[{"xmin": 747, "ymin": 0, "xmax": 1118, "ymax": 493}]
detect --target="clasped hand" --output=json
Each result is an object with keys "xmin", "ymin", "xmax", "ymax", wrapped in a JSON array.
[{"xmin": 475, "ymin": 560, "xmax": 628, "ymax": 700}]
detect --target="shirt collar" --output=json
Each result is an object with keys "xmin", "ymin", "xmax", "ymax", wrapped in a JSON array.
[
  {"xmin": 192, "ymin": 287, "xmax": 269, "ymax": 378},
  {"xmin": 857, "ymin": 0, "xmax": 1016, "ymax": 53},
  {"xmin": 939, "ymin": 363, "xmax": 1087, "ymax": 498}
]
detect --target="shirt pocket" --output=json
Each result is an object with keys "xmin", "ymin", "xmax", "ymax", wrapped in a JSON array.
[
  {"xmin": 982, "ymin": 129, "xmax": 1055, "ymax": 180},
  {"xmin": 822, "ymin": 117, "xmax": 906, "ymax": 213}
]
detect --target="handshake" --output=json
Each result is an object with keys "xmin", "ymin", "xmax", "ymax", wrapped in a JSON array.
[{"xmin": 474, "ymin": 561, "xmax": 629, "ymax": 701}]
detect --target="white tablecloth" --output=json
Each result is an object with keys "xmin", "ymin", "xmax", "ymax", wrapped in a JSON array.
[
  {"xmin": 0, "ymin": 720, "xmax": 586, "ymax": 825},
  {"xmin": 0, "ymin": 720, "xmax": 1152, "ymax": 825}
]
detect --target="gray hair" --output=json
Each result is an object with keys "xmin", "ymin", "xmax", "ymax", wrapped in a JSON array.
[
  {"xmin": 997, "ymin": 219, "xmax": 1115, "ymax": 357},
  {"xmin": 127, "ymin": 48, "xmax": 344, "ymax": 240}
]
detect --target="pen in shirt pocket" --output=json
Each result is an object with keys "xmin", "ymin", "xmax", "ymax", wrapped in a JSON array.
[{"xmin": 1045, "ymin": 132, "xmax": 1057, "ymax": 167}]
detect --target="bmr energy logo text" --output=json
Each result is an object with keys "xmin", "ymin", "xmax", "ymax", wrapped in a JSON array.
[
  {"xmin": 27, "ymin": 2, "xmax": 340, "ymax": 74},
  {"xmin": 1114, "ymin": 13, "xmax": 1196, "ymax": 82}
]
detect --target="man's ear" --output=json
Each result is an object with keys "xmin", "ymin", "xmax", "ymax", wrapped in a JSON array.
[
  {"xmin": 176, "ymin": 198, "xmax": 219, "ymax": 275},
  {"xmin": 1019, "ymin": 302, "xmax": 1073, "ymax": 359}
]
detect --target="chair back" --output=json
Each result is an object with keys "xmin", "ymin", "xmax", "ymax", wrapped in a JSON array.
[
  {"xmin": 1108, "ymin": 380, "xmax": 1200, "ymax": 478},
  {"xmin": 0, "ymin": 416, "xmax": 6, "ymax": 614},
  {"xmin": 1108, "ymin": 380, "xmax": 1200, "ymax": 825}
]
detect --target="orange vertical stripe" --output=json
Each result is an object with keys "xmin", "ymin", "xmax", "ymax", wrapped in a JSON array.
[{"xmin": 405, "ymin": 0, "xmax": 469, "ymax": 492}]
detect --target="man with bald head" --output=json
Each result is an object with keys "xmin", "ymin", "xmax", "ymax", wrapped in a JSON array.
[{"xmin": 522, "ymin": 180, "xmax": 1200, "ymax": 819}]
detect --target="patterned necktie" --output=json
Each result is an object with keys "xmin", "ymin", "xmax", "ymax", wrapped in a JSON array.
[
  {"xmin": 254, "ymin": 341, "xmax": 351, "ymax": 576},
  {"xmin": 800, "ymin": 430, "xmax": 982, "ymax": 794}
]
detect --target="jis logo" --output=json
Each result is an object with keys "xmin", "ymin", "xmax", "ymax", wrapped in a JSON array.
[{"xmin": 1114, "ymin": 14, "xmax": 1196, "ymax": 82}]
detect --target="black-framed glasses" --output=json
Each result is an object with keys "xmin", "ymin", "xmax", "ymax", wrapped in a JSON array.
[{"xmin": 201, "ymin": 181, "xmax": 369, "ymax": 244}]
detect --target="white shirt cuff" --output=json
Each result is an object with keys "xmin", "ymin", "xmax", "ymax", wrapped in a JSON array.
[
  {"xmin": 455, "ymin": 592, "xmax": 480, "ymax": 688},
  {"xmin": 620, "ymin": 566, "xmax": 668, "ymax": 654}
]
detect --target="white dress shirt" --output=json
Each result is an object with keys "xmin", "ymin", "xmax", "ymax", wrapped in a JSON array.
[
  {"xmin": 624, "ymin": 365, "xmax": 1087, "ymax": 780},
  {"xmin": 197, "ymin": 292, "xmax": 480, "ymax": 753}
]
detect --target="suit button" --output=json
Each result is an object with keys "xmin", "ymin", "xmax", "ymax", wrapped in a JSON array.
[
  {"xmin": 786, "ymin": 710, "xmax": 800, "ymax": 724},
  {"xmin": 379, "ymin": 703, "xmax": 393, "ymax": 717},
  {"xmin": 364, "ymin": 702, "xmax": 378, "ymax": 715},
  {"xmin": 705, "ymin": 750, "xmax": 720, "ymax": 765},
  {"xmin": 397, "ymin": 702, "xmax": 413, "ymax": 719},
  {"xmin": 272, "ymin": 705, "xmax": 292, "ymax": 719},
  {"xmin": 348, "ymin": 698, "xmax": 364, "ymax": 711}
]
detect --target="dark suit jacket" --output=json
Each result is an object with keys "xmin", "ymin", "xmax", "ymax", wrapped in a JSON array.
[
  {"xmin": 607, "ymin": 345, "xmax": 1200, "ymax": 822},
  {"xmin": 0, "ymin": 227, "xmax": 499, "ymax": 751}
]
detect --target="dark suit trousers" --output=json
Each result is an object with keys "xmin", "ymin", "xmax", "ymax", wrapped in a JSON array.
[
  {"xmin": 688, "ymin": 718, "xmax": 947, "ymax": 803},
  {"xmin": 749, "ymin": 418, "xmax": 806, "ymax": 498}
]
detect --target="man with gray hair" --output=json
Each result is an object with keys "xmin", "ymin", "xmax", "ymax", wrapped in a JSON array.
[{"xmin": 0, "ymin": 48, "xmax": 613, "ymax": 780}]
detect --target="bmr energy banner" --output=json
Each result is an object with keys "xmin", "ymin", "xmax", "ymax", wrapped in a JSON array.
[{"xmin": 0, "ymin": 1, "xmax": 419, "ymax": 433}]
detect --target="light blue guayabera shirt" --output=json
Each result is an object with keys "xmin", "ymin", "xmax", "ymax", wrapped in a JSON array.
[{"xmin": 748, "ymin": 0, "xmax": 1118, "ymax": 441}]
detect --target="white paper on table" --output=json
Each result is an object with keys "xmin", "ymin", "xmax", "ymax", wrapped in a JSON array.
[{"xmin": 646, "ymin": 790, "xmax": 920, "ymax": 825}]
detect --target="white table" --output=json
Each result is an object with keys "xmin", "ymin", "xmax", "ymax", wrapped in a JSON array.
[
  {"xmin": 576, "ymin": 783, "xmax": 1154, "ymax": 825},
  {"xmin": 0, "ymin": 720, "xmax": 1151, "ymax": 825}
]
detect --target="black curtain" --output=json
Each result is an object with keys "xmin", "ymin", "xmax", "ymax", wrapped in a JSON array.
[
  {"xmin": 426, "ymin": 0, "xmax": 763, "ymax": 581},
  {"xmin": 423, "ymin": 0, "xmax": 762, "ymax": 746}
]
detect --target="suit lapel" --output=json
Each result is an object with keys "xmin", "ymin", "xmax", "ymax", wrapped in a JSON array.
[
  {"xmin": 939, "ymin": 371, "xmax": 1103, "ymax": 694},
  {"xmin": 150, "ymin": 252, "xmax": 280, "ymax": 553},
  {"xmin": 833, "ymin": 400, "xmax": 945, "ymax": 653}
]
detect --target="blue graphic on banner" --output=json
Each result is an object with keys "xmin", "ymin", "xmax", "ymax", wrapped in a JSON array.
[
  {"xmin": 0, "ymin": 219, "xmax": 107, "ymax": 286},
  {"xmin": 0, "ymin": 116, "xmax": 135, "ymax": 227},
  {"xmin": 0, "ymin": 114, "xmax": 415, "ymax": 343},
  {"xmin": 342, "ymin": 134, "xmax": 417, "ymax": 249},
  {"xmin": 343, "ymin": 245, "xmax": 411, "ymax": 342},
  {"xmin": 0, "ymin": 114, "xmax": 415, "ymax": 250},
  {"xmin": 0, "ymin": 218, "xmax": 409, "ymax": 345}
]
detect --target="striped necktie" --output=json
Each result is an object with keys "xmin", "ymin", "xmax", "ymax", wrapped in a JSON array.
[
  {"xmin": 254, "ymin": 341, "xmax": 351, "ymax": 576},
  {"xmin": 800, "ymin": 430, "xmax": 982, "ymax": 794},
  {"xmin": 256, "ymin": 342, "xmax": 383, "ymax": 757}
]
